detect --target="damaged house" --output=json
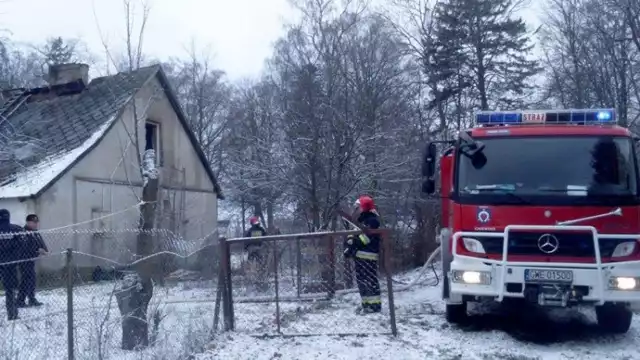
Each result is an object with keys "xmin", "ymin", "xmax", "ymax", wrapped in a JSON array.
[{"xmin": 0, "ymin": 63, "xmax": 223, "ymax": 270}]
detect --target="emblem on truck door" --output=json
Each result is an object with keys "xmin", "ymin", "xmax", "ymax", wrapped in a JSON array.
[
  {"xmin": 477, "ymin": 208, "xmax": 491, "ymax": 223},
  {"xmin": 537, "ymin": 234, "xmax": 559, "ymax": 254}
]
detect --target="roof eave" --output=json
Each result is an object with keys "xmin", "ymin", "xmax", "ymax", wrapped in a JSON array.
[
  {"xmin": 1, "ymin": 65, "xmax": 224, "ymax": 201},
  {"xmin": 154, "ymin": 67, "xmax": 225, "ymax": 200}
]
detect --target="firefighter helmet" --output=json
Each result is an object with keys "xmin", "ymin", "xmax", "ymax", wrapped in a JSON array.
[{"xmin": 355, "ymin": 195, "xmax": 375, "ymax": 212}]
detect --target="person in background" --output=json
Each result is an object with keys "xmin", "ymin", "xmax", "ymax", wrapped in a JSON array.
[
  {"xmin": 0, "ymin": 209, "xmax": 24, "ymax": 320},
  {"xmin": 344, "ymin": 195, "xmax": 382, "ymax": 314},
  {"xmin": 244, "ymin": 216, "xmax": 268, "ymax": 289},
  {"xmin": 17, "ymin": 214, "xmax": 47, "ymax": 307},
  {"xmin": 244, "ymin": 216, "xmax": 267, "ymax": 263}
]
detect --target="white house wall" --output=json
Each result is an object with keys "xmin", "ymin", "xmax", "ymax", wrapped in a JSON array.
[
  {"xmin": 35, "ymin": 75, "xmax": 218, "ymax": 270},
  {"xmin": 0, "ymin": 198, "xmax": 33, "ymax": 227}
]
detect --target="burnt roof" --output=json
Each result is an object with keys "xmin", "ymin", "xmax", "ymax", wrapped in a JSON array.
[{"xmin": 0, "ymin": 64, "xmax": 223, "ymax": 199}]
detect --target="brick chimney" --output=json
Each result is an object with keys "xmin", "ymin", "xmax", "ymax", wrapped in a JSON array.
[{"xmin": 46, "ymin": 63, "xmax": 89, "ymax": 86}]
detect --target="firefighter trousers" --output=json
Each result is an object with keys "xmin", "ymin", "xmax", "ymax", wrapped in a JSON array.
[{"xmin": 354, "ymin": 256, "xmax": 381, "ymax": 312}]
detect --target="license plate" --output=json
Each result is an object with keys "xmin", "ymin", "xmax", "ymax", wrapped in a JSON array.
[{"xmin": 524, "ymin": 269, "xmax": 573, "ymax": 283}]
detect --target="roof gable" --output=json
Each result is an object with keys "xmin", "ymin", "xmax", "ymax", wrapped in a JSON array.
[
  {"xmin": 0, "ymin": 65, "xmax": 223, "ymax": 199},
  {"xmin": 153, "ymin": 67, "xmax": 223, "ymax": 198}
]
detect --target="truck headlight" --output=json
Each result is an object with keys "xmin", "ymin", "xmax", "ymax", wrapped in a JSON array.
[
  {"xmin": 611, "ymin": 241, "xmax": 637, "ymax": 257},
  {"xmin": 451, "ymin": 270, "xmax": 491, "ymax": 285},
  {"xmin": 462, "ymin": 237, "xmax": 486, "ymax": 254},
  {"xmin": 609, "ymin": 276, "xmax": 639, "ymax": 290}
]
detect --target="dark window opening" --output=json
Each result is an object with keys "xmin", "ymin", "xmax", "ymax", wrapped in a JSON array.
[
  {"xmin": 144, "ymin": 121, "xmax": 162, "ymax": 165},
  {"xmin": 145, "ymin": 122, "xmax": 158, "ymax": 151}
]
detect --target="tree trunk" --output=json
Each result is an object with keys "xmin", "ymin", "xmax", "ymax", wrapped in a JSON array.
[
  {"xmin": 266, "ymin": 201, "xmax": 274, "ymax": 231},
  {"xmin": 116, "ymin": 273, "xmax": 153, "ymax": 350},
  {"xmin": 241, "ymin": 196, "xmax": 246, "ymax": 233},
  {"xmin": 117, "ymin": 150, "xmax": 158, "ymax": 351}
]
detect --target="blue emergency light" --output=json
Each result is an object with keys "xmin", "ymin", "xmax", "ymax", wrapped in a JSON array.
[{"xmin": 474, "ymin": 109, "xmax": 615, "ymax": 126}]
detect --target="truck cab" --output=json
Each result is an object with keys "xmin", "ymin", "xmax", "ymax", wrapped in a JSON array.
[{"xmin": 422, "ymin": 109, "xmax": 640, "ymax": 333}]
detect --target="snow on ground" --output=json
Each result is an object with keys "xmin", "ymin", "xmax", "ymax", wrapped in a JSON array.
[
  {"xmin": 202, "ymin": 269, "xmax": 640, "ymax": 360},
  {"xmin": 0, "ymin": 277, "xmax": 219, "ymax": 360},
  {"xmin": 3, "ymin": 268, "xmax": 640, "ymax": 359}
]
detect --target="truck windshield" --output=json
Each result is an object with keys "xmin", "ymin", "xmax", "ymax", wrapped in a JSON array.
[{"xmin": 457, "ymin": 136, "xmax": 639, "ymax": 205}]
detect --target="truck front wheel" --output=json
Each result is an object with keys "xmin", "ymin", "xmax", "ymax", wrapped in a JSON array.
[
  {"xmin": 445, "ymin": 302, "xmax": 468, "ymax": 324},
  {"xmin": 596, "ymin": 303, "xmax": 633, "ymax": 334}
]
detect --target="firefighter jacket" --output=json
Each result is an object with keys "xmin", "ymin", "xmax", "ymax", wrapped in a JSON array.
[
  {"xmin": 244, "ymin": 224, "xmax": 267, "ymax": 251},
  {"xmin": 345, "ymin": 211, "xmax": 381, "ymax": 261}
]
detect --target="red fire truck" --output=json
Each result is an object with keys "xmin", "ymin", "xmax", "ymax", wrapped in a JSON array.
[{"xmin": 422, "ymin": 109, "xmax": 640, "ymax": 333}]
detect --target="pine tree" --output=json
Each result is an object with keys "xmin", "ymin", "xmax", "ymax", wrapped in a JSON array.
[
  {"xmin": 433, "ymin": 0, "xmax": 541, "ymax": 110},
  {"xmin": 41, "ymin": 37, "xmax": 78, "ymax": 66}
]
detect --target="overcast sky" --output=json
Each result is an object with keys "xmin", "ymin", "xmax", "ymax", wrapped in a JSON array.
[
  {"xmin": 1, "ymin": 0, "xmax": 542, "ymax": 81},
  {"xmin": 1, "ymin": 0, "xmax": 297, "ymax": 79}
]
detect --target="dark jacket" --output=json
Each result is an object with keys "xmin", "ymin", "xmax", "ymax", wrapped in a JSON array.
[
  {"xmin": 0, "ymin": 209, "xmax": 24, "ymax": 264},
  {"xmin": 21, "ymin": 227, "xmax": 47, "ymax": 260},
  {"xmin": 244, "ymin": 224, "xmax": 267, "ymax": 251},
  {"xmin": 356, "ymin": 210, "xmax": 381, "ymax": 255},
  {"xmin": 343, "ymin": 210, "xmax": 382, "ymax": 259}
]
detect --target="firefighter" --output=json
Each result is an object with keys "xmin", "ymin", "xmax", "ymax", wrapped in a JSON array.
[
  {"xmin": 244, "ymin": 216, "xmax": 268, "ymax": 287},
  {"xmin": 345, "ymin": 195, "xmax": 382, "ymax": 314},
  {"xmin": 245, "ymin": 216, "xmax": 267, "ymax": 260},
  {"xmin": 17, "ymin": 214, "xmax": 47, "ymax": 307}
]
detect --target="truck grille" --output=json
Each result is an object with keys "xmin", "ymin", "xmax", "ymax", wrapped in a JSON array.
[{"xmin": 475, "ymin": 232, "xmax": 633, "ymax": 258}]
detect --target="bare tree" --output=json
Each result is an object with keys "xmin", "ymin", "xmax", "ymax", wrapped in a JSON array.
[
  {"xmin": 164, "ymin": 43, "xmax": 232, "ymax": 173},
  {"xmin": 540, "ymin": 0, "xmax": 640, "ymax": 127},
  {"xmin": 95, "ymin": 0, "xmax": 161, "ymax": 350}
]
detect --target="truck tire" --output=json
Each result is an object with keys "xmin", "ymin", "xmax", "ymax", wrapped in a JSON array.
[
  {"xmin": 445, "ymin": 302, "xmax": 468, "ymax": 324},
  {"xmin": 596, "ymin": 303, "xmax": 633, "ymax": 334}
]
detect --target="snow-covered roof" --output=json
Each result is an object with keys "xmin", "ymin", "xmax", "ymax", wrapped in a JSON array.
[
  {"xmin": 0, "ymin": 66, "xmax": 158, "ymax": 199},
  {"xmin": 0, "ymin": 65, "xmax": 223, "ymax": 199},
  {"xmin": 0, "ymin": 115, "xmax": 117, "ymax": 198}
]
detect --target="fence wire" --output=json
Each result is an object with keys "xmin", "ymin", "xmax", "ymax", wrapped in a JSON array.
[
  {"xmin": 0, "ymin": 219, "xmax": 221, "ymax": 360},
  {"xmin": 0, "ymin": 207, "xmax": 399, "ymax": 359},
  {"xmin": 220, "ymin": 230, "xmax": 398, "ymax": 337}
]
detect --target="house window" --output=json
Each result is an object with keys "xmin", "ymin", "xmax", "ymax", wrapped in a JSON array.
[{"xmin": 144, "ymin": 121, "xmax": 161, "ymax": 164}]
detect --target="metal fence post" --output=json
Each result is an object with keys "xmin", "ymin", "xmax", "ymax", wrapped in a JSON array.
[
  {"xmin": 66, "ymin": 248, "xmax": 74, "ymax": 360},
  {"xmin": 296, "ymin": 237, "xmax": 302, "ymax": 298},
  {"xmin": 273, "ymin": 239, "xmax": 281, "ymax": 333},
  {"xmin": 212, "ymin": 238, "xmax": 224, "ymax": 335},
  {"xmin": 328, "ymin": 234, "xmax": 336, "ymax": 298},
  {"xmin": 219, "ymin": 237, "xmax": 234, "ymax": 331},
  {"xmin": 382, "ymin": 231, "xmax": 398, "ymax": 336}
]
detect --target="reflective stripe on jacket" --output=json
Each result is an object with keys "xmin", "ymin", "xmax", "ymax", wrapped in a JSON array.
[{"xmin": 355, "ymin": 250, "xmax": 378, "ymax": 261}]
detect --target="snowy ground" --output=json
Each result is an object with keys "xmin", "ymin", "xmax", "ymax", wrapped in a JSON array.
[
  {"xmin": 0, "ymin": 278, "xmax": 219, "ymax": 360},
  {"xmin": 3, "ymin": 268, "xmax": 640, "ymax": 359},
  {"xmin": 202, "ymin": 269, "xmax": 640, "ymax": 360}
]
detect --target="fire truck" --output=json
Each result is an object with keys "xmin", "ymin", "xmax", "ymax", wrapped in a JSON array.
[{"xmin": 422, "ymin": 109, "xmax": 640, "ymax": 333}]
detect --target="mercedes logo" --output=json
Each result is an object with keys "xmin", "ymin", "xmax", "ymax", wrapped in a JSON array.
[{"xmin": 537, "ymin": 233, "xmax": 559, "ymax": 254}]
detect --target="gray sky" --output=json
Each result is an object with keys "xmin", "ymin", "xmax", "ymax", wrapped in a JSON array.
[
  {"xmin": 1, "ymin": 0, "xmax": 297, "ymax": 80},
  {"xmin": 1, "ymin": 0, "xmax": 541, "ymax": 81}
]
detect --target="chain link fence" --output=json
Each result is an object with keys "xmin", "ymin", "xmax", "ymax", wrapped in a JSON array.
[
  {"xmin": 0, "ymin": 222, "xmax": 221, "ymax": 360},
  {"xmin": 219, "ymin": 229, "xmax": 398, "ymax": 336},
  {"xmin": 0, "ymin": 204, "xmax": 399, "ymax": 359}
]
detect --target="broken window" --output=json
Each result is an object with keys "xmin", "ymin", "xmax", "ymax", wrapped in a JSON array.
[{"xmin": 144, "ymin": 121, "xmax": 161, "ymax": 164}]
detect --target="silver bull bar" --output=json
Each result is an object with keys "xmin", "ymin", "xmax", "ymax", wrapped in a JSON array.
[{"xmin": 452, "ymin": 225, "xmax": 640, "ymax": 305}]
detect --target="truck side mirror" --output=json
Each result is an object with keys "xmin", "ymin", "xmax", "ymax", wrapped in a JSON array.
[
  {"xmin": 422, "ymin": 142, "xmax": 437, "ymax": 178},
  {"xmin": 422, "ymin": 142, "xmax": 437, "ymax": 194},
  {"xmin": 422, "ymin": 179, "xmax": 435, "ymax": 194},
  {"xmin": 471, "ymin": 151, "xmax": 487, "ymax": 169}
]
